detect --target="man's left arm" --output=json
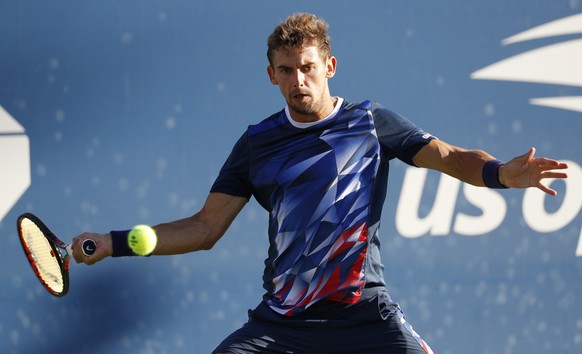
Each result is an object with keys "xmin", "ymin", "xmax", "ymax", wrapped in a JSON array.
[{"xmin": 412, "ymin": 139, "xmax": 568, "ymax": 195}]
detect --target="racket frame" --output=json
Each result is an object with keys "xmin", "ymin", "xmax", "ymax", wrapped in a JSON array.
[{"xmin": 17, "ymin": 213, "xmax": 71, "ymax": 297}]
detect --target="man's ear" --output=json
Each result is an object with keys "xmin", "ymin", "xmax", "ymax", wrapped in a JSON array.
[
  {"xmin": 326, "ymin": 56, "xmax": 337, "ymax": 78},
  {"xmin": 267, "ymin": 65, "xmax": 278, "ymax": 85}
]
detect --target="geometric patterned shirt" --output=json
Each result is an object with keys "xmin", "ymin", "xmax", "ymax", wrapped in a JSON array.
[{"xmin": 211, "ymin": 98, "xmax": 435, "ymax": 316}]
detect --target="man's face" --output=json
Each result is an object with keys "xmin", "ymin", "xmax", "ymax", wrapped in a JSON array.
[{"xmin": 267, "ymin": 45, "xmax": 336, "ymax": 122}]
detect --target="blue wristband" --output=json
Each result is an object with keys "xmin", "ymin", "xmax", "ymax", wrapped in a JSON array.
[
  {"xmin": 110, "ymin": 230, "xmax": 136, "ymax": 257},
  {"xmin": 482, "ymin": 159, "xmax": 508, "ymax": 189}
]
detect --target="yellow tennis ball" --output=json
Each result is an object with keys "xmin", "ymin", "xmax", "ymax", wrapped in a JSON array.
[{"xmin": 128, "ymin": 225, "xmax": 157, "ymax": 256}]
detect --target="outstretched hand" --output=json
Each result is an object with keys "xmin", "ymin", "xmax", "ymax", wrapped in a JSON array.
[{"xmin": 499, "ymin": 147, "xmax": 568, "ymax": 196}]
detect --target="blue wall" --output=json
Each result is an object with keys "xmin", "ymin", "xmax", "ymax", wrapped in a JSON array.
[{"xmin": 1, "ymin": 1, "xmax": 581, "ymax": 353}]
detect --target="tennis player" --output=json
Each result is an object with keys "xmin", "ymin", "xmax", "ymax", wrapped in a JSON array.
[{"xmin": 72, "ymin": 13, "xmax": 568, "ymax": 353}]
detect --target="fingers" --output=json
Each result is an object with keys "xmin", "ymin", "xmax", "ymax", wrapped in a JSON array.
[
  {"xmin": 526, "ymin": 146, "xmax": 536, "ymax": 161},
  {"xmin": 534, "ymin": 158, "xmax": 568, "ymax": 170},
  {"xmin": 536, "ymin": 164, "xmax": 568, "ymax": 196},
  {"xmin": 537, "ymin": 182, "xmax": 558, "ymax": 196},
  {"xmin": 536, "ymin": 160, "xmax": 568, "ymax": 181},
  {"xmin": 71, "ymin": 234, "xmax": 88, "ymax": 264},
  {"xmin": 546, "ymin": 162, "xmax": 568, "ymax": 171},
  {"xmin": 529, "ymin": 148, "xmax": 568, "ymax": 176},
  {"xmin": 527, "ymin": 147, "xmax": 567, "ymax": 170},
  {"xmin": 509, "ymin": 147, "xmax": 534, "ymax": 165},
  {"xmin": 71, "ymin": 232, "xmax": 109, "ymax": 265},
  {"xmin": 505, "ymin": 147, "xmax": 568, "ymax": 195},
  {"xmin": 541, "ymin": 171, "xmax": 568, "ymax": 179},
  {"xmin": 525, "ymin": 147, "xmax": 567, "ymax": 169}
]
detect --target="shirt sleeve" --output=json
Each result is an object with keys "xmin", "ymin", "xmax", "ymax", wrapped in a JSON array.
[
  {"xmin": 209, "ymin": 131, "xmax": 253, "ymax": 199},
  {"xmin": 372, "ymin": 102, "xmax": 436, "ymax": 166}
]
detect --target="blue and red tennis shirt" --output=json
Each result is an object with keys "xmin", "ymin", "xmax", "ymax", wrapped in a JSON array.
[{"xmin": 211, "ymin": 98, "xmax": 435, "ymax": 316}]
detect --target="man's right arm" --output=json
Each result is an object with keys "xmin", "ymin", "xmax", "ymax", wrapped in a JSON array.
[{"xmin": 72, "ymin": 192, "xmax": 248, "ymax": 265}]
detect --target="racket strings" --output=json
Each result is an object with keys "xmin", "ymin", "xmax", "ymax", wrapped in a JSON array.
[{"xmin": 20, "ymin": 218, "xmax": 65, "ymax": 294}]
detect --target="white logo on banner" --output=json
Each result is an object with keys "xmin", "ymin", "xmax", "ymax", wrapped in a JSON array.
[
  {"xmin": 471, "ymin": 13, "xmax": 582, "ymax": 113},
  {"xmin": 471, "ymin": 13, "xmax": 582, "ymax": 256},
  {"xmin": 0, "ymin": 106, "xmax": 31, "ymax": 223},
  {"xmin": 396, "ymin": 14, "xmax": 582, "ymax": 257},
  {"xmin": 396, "ymin": 164, "xmax": 582, "ymax": 256}
]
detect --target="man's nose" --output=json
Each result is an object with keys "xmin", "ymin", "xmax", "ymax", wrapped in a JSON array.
[{"xmin": 293, "ymin": 69, "xmax": 305, "ymax": 87}]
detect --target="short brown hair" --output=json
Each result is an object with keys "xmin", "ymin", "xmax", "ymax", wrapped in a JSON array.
[{"xmin": 267, "ymin": 13, "xmax": 332, "ymax": 66}]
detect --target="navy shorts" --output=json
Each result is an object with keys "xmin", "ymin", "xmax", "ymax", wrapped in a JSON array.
[{"xmin": 213, "ymin": 288, "xmax": 434, "ymax": 354}]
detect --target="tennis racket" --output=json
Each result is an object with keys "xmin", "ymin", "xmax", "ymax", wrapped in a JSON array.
[{"xmin": 17, "ymin": 213, "xmax": 96, "ymax": 297}]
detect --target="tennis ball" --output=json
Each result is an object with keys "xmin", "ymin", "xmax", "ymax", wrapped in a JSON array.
[{"xmin": 128, "ymin": 225, "xmax": 157, "ymax": 256}]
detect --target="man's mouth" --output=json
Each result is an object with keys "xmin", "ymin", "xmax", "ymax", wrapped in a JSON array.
[{"xmin": 293, "ymin": 93, "xmax": 309, "ymax": 99}]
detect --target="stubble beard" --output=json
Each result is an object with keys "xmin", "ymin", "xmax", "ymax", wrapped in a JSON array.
[{"xmin": 286, "ymin": 92, "xmax": 327, "ymax": 120}]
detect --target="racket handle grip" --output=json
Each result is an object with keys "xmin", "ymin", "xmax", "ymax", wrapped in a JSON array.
[{"xmin": 82, "ymin": 239, "xmax": 97, "ymax": 256}]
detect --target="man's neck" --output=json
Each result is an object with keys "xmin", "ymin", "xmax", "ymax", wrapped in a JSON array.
[
  {"xmin": 288, "ymin": 96, "xmax": 338, "ymax": 123},
  {"xmin": 286, "ymin": 97, "xmax": 343, "ymax": 128}
]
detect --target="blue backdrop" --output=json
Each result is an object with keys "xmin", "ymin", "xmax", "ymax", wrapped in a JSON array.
[{"xmin": 1, "ymin": 1, "xmax": 581, "ymax": 353}]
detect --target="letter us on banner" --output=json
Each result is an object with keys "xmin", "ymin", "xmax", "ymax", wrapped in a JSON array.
[{"xmin": 395, "ymin": 162, "xmax": 582, "ymax": 257}]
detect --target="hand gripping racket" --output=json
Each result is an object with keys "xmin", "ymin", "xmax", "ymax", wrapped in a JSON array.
[{"xmin": 17, "ymin": 213, "xmax": 96, "ymax": 297}]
